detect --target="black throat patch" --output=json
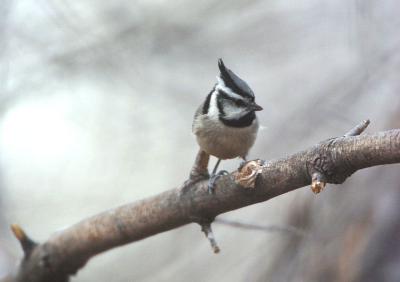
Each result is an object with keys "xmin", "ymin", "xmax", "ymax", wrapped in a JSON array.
[
  {"xmin": 202, "ymin": 86, "xmax": 215, "ymax": 114},
  {"xmin": 219, "ymin": 111, "xmax": 256, "ymax": 127},
  {"xmin": 216, "ymin": 89, "xmax": 256, "ymax": 128}
]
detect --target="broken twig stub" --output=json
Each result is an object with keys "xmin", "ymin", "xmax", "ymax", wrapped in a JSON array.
[
  {"xmin": 234, "ymin": 160, "xmax": 264, "ymax": 189},
  {"xmin": 311, "ymin": 172, "xmax": 327, "ymax": 194},
  {"xmin": 10, "ymin": 224, "xmax": 37, "ymax": 256}
]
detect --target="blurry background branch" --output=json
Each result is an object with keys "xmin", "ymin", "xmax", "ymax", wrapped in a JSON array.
[
  {"xmin": 2, "ymin": 128, "xmax": 400, "ymax": 282},
  {"xmin": 214, "ymin": 218, "xmax": 306, "ymax": 237}
]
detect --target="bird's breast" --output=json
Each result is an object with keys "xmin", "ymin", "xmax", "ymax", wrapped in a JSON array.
[{"xmin": 193, "ymin": 115, "xmax": 259, "ymax": 159}]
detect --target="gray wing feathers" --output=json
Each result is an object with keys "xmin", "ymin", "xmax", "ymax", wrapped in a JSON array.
[{"xmin": 192, "ymin": 103, "xmax": 204, "ymax": 133}]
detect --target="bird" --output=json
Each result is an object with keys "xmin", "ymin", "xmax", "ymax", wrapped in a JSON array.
[{"xmin": 192, "ymin": 59, "xmax": 263, "ymax": 193}]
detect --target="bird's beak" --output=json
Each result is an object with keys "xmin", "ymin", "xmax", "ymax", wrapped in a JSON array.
[{"xmin": 248, "ymin": 102, "xmax": 263, "ymax": 112}]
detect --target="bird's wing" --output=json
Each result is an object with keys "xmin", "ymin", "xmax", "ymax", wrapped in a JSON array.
[{"xmin": 192, "ymin": 102, "xmax": 205, "ymax": 133}]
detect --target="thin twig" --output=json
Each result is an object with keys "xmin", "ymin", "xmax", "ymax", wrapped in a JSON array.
[
  {"xmin": 344, "ymin": 119, "xmax": 370, "ymax": 137},
  {"xmin": 201, "ymin": 223, "xmax": 220, "ymax": 253}
]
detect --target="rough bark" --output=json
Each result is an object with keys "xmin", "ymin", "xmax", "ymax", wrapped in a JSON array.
[{"xmin": 2, "ymin": 128, "xmax": 400, "ymax": 282}]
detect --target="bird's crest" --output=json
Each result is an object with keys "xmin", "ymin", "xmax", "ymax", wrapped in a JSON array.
[{"xmin": 217, "ymin": 59, "xmax": 254, "ymax": 98}]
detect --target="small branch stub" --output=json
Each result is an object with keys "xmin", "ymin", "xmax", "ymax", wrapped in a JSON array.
[
  {"xmin": 189, "ymin": 149, "xmax": 210, "ymax": 181},
  {"xmin": 10, "ymin": 224, "xmax": 37, "ymax": 256},
  {"xmin": 344, "ymin": 119, "xmax": 370, "ymax": 137},
  {"xmin": 309, "ymin": 119, "xmax": 370, "ymax": 194},
  {"xmin": 182, "ymin": 150, "xmax": 210, "ymax": 193},
  {"xmin": 234, "ymin": 160, "xmax": 264, "ymax": 188},
  {"xmin": 311, "ymin": 172, "xmax": 327, "ymax": 194}
]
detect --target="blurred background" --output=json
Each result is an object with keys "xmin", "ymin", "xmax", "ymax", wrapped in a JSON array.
[{"xmin": 0, "ymin": 0, "xmax": 399, "ymax": 281}]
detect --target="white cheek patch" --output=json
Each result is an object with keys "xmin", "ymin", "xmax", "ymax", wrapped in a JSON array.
[
  {"xmin": 207, "ymin": 87, "xmax": 249, "ymax": 121},
  {"xmin": 222, "ymin": 102, "xmax": 248, "ymax": 119}
]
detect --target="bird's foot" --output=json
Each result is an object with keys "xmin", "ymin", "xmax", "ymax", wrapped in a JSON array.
[{"xmin": 208, "ymin": 170, "xmax": 229, "ymax": 194}]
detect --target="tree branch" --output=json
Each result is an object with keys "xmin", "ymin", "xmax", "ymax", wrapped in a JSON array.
[{"xmin": 3, "ymin": 127, "xmax": 400, "ymax": 282}]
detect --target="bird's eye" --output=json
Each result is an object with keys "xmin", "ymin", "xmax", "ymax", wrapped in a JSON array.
[{"xmin": 235, "ymin": 100, "xmax": 245, "ymax": 107}]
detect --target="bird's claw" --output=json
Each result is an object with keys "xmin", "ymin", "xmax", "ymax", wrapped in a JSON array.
[{"xmin": 208, "ymin": 170, "xmax": 229, "ymax": 194}]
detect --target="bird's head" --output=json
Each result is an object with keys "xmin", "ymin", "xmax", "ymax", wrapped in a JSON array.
[{"xmin": 213, "ymin": 59, "xmax": 262, "ymax": 122}]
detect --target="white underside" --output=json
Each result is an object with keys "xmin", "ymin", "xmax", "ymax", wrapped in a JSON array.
[{"xmin": 193, "ymin": 114, "xmax": 259, "ymax": 159}]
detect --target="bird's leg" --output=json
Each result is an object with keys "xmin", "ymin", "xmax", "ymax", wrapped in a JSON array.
[
  {"xmin": 238, "ymin": 156, "xmax": 248, "ymax": 171},
  {"xmin": 208, "ymin": 159, "xmax": 229, "ymax": 194}
]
